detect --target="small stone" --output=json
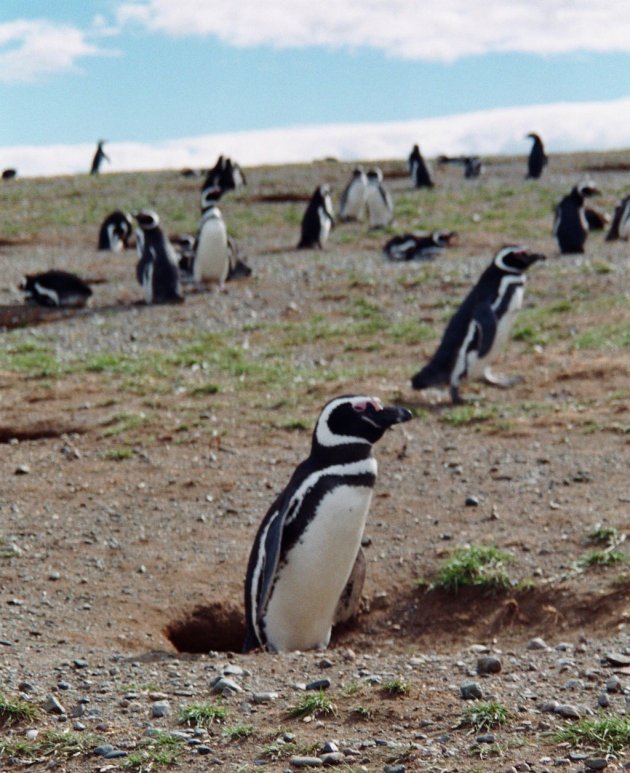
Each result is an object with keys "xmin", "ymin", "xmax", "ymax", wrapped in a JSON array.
[
  {"xmin": 460, "ymin": 682, "xmax": 483, "ymax": 700},
  {"xmin": 43, "ymin": 695, "xmax": 65, "ymax": 715},
  {"xmin": 465, "ymin": 495, "xmax": 479, "ymax": 507},
  {"xmin": 605, "ymin": 676, "xmax": 622, "ymax": 693},
  {"xmin": 104, "ymin": 750, "xmax": 128, "ymax": 759},
  {"xmin": 476, "ymin": 733, "xmax": 496, "ymax": 743},
  {"xmin": 598, "ymin": 693, "xmax": 610, "ymax": 708},
  {"xmin": 306, "ymin": 678, "xmax": 331, "ymax": 691},
  {"xmin": 94, "ymin": 744, "xmax": 115, "ymax": 756},
  {"xmin": 603, "ymin": 652, "xmax": 630, "ymax": 666},
  {"xmin": 290, "ymin": 756, "xmax": 324, "ymax": 767},
  {"xmin": 223, "ymin": 664, "xmax": 244, "ymax": 676},
  {"xmin": 253, "ymin": 691, "xmax": 279, "ymax": 703},
  {"xmin": 555, "ymin": 703, "xmax": 580, "ymax": 719},
  {"xmin": 384, "ymin": 765, "xmax": 406, "ymax": 773},
  {"xmin": 25, "ymin": 729, "xmax": 38, "ymax": 741},
  {"xmin": 196, "ymin": 745, "xmax": 212, "ymax": 755},
  {"xmin": 477, "ymin": 656, "xmax": 502, "ymax": 674},
  {"xmin": 320, "ymin": 751, "xmax": 345, "ymax": 765},
  {"xmin": 73, "ymin": 659, "xmax": 89, "ymax": 669},
  {"xmin": 527, "ymin": 637, "xmax": 548, "ymax": 650},
  {"xmin": 210, "ymin": 676, "xmax": 242, "ymax": 695},
  {"xmin": 319, "ymin": 658, "xmax": 333, "ymax": 669},
  {"xmin": 585, "ymin": 759, "xmax": 608, "ymax": 771},
  {"xmin": 320, "ymin": 742, "xmax": 338, "ymax": 754},
  {"xmin": 14, "ymin": 464, "xmax": 30, "ymax": 475},
  {"xmin": 151, "ymin": 700, "xmax": 171, "ymax": 718}
]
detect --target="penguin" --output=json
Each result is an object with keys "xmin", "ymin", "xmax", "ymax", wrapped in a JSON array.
[
  {"xmin": 365, "ymin": 168, "xmax": 394, "ymax": 228},
  {"xmin": 226, "ymin": 237, "xmax": 253, "ymax": 280},
  {"xmin": 339, "ymin": 167, "xmax": 368, "ymax": 221},
  {"xmin": 437, "ymin": 155, "xmax": 483, "ymax": 179},
  {"xmin": 171, "ymin": 234, "xmax": 197, "ymax": 275},
  {"xmin": 20, "ymin": 270, "xmax": 92, "ymax": 308},
  {"xmin": 298, "ymin": 184, "xmax": 335, "ymax": 248},
  {"xmin": 133, "ymin": 209, "xmax": 184, "ymax": 304},
  {"xmin": 90, "ymin": 140, "xmax": 109, "ymax": 175},
  {"xmin": 526, "ymin": 133, "xmax": 547, "ymax": 179},
  {"xmin": 2, "ymin": 168, "xmax": 17, "ymax": 180},
  {"xmin": 553, "ymin": 180, "xmax": 600, "ymax": 254},
  {"xmin": 605, "ymin": 194, "xmax": 630, "ymax": 241},
  {"xmin": 243, "ymin": 394, "xmax": 412, "ymax": 653},
  {"xmin": 384, "ymin": 230, "xmax": 457, "ymax": 262},
  {"xmin": 411, "ymin": 245, "xmax": 545, "ymax": 404},
  {"xmin": 200, "ymin": 155, "xmax": 246, "ymax": 206},
  {"xmin": 97, "ymin": 210, "xmax": 133, "ymax": 252},
  {"xmin": 584, "ymin": 207, "xmax": 610, "ymax": 231},
  {"xmin": 193, "ymin": 198, "xmax": 229, "ymax": 288},
  {"xmin": 408, "ymin": 144, "xmax": 433, "ymax": 188}
]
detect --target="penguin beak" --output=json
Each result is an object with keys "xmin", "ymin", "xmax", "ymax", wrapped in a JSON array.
[{"xmin": 370, "ymin": 405, "xmax": 413, "ymax": 429}]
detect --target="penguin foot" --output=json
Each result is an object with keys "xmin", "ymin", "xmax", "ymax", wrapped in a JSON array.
[{"xmin": 483, "ymin": 369, "xmax": 524, "ymax": 389}]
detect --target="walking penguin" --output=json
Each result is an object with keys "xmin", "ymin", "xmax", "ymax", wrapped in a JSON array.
[
  {"xmin": 243, "ymin": 395, "xmax": 412, "ymax": 652},
  {"xmin": 553, "ymin": 180, "xmax": 599, "ymax": 254},
  {"xmin": 90, "ymin": 140, "xmax": 110, "ymax": 175},
  {"xmin": 411, "ymin": 245, "xmax": 545, "ymax": 403},
  {"xmin": 526, "ymin": 133, "xmax": 547, "ymax": 179},
  {"xmin": 133, "ymin": 209, "xmax": 183, "ymax": 304},
  {"xmin": 298, "ymin": 184, "xmax": 335, "ymax": 248}
]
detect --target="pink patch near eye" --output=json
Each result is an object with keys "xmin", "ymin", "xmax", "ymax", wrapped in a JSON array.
[{"xmin": 353, "ymin": 402, "xmax": 368, "ymax": 413}]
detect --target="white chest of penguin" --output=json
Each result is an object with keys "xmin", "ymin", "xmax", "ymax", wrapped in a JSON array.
[
  {"xmin": 263, "ymin": 483, "xmax": 374, "ymax": 652},
  {"xmin": 491, "ymin": 277, "xmax": 525, "ymax": 356}
]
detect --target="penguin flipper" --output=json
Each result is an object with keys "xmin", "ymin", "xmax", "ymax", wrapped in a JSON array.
[{"xmin": 472, "ymin": 302, "xmax": 498, "ymax": 359}]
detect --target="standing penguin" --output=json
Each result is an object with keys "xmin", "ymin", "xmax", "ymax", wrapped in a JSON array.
[
  {"xmin": 605, "ymin": 194, "xmax": 630, "ymax": 241},
  {"xmin": 193, "ymin": 194, "xmax": 229, "ymax": 288},
  {"xmin": 408, "ymin": 144, "xmax": 434, "ymax": 188},
  {"xmin": 98, "ymin": 210, "xmax": 133, "ymax": 252},
  {"xmin": 90, "ymin": 140, "xmax": 110, "ymax": 175},
  {"xmin": 365, "ymin": 167, "xmax": 394, "ymax": 228},
  {"xmin": 133, "ymin": 209, "xmax": 183, "ymax": 304},
  {"xmin": 298, "ymin": 184, "xmax": 335, "ymax": 248},
  {"xmin": 20, "ymin": 270, "xmax": 92, "ymax": 308},
  {"xmin": 553, "ymin": 180, "xmax": 600, "ymax": 254},
  {"xmin": 339, "ymin": 167, "xmax": 368, "ymax": 221},
  {"xmin": 526, "ymin": 133, "xmax": 547, "ymax": 179},
  {"xmin": 243, "ymin": 394, "xmax": 412, "ymax": 652},
  {"xmin": 411, "ymin": 245, "xmax": 545, "ymax": 404}
]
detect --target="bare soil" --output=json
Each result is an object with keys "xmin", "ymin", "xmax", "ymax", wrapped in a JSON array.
[{"xmin": 0, "ymin": 152, "xmax": 629, "ymax": 771}]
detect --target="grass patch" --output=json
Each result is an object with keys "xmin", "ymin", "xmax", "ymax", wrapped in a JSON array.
[
  {"xmin": 0, "ymin": 694, "xmax": 38, "ymax": 726},
  {"xmin": 190, "ymin": 383, "xmax": 220, "ymax": 396},
  {"xmin": 441, "ymin": 404, "xmax": 498, "ymax": 427},
  {"xmin": 586, "ymin": 525, "xmax": 619, "ymax": 546},
  {"xmin": 573, "ymin": 323, "xmax": 630, "ymax": 351},
  {"xmin": 0, "ymin": 730, "xmax": 102, "ymax": 761},
  {"xmin": 101, "ymin": 412, "xmax": 149, "ymax": 437},
  {"xmin": 287, "ymin": 690, "xmax": 337, "ymax": 720},
  {"xmin": 179, "ymin": 702, "xmax": 227, "ymax": 727},
  {"xmin": 350, "ymin": 705, "xmax": 373, "ymax": 720},
  {"xmin": 554, "ymin": 715, "xmax": 630, "ymax": 754},
  {"xmin": 104, "ymin": 447, "xmax": 135, "ymax": 461},
  {"xmin": 260, "ymin": 740, "xmax": 299, "ymax": 760},
  {"xmin": 432, "ymin": 545, "xmax": 512, "ymax": 593},
  {"xmin": 579, "ymin": 550, "xmax": 627, "ymax": 568},
  {"xmin": 381, "ymin": 678, "xmax": 410, "ymax": 696},
  {"xmin": 459, "ymin": 701, "xmax": 509, "ymax": 732},
  {"xmin": 124, "ymin": 731, "xmax": 185, "ymax": 770},
  {"xmin": 223, "ymin": 724, "xmax": 255, "ymax": 740}
]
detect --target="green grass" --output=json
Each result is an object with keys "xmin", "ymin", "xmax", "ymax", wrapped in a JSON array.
[
  {"xmin": 223, "ymin": 724, "xmax": 255, "ymax": 740},
  {"xmin": 123, "ymin": 732, "xmax": 185, "ymax": 770},
  {"xmin": 573, "ymin": 323, "xmax": 630, "ymax": 351},
  {"xmin": 104, "ymin": 447, "xmax": 135, "ymax": 460},
  {"xmin": 579, "ymin": 550, "xmax": 627, "ymax": 568},
  {"xmin": 0, "ymin": 694, "xmax": 38, "ymax": 726},
  {"xmin": 586, "ymin": 525, "xmax": 619, "ymax": 546},
  {"xmin": 459, "ymin": 701, "xmax": 509, "ymax": 732},
  {"xmin": 441, "ymin": 404, "xmax": 498, "ymax": 427},
  {"xmin": 101, "ymin": 412, "xmax": 150, "ymax": 437},
  {"xmin": 287, "ymin": 690, "xmax": 337, "ymax": 719},
  {"xmin": 259, "ymin": 740, "xmax": 299, "ymax": 760},
  {"xmin": 432, "ymin": 545, "xmax": 513, "ymax": 593},
  {"xmin": 0, "ymin": 730, "xmax": 102, "ymax": 761},
  {"xmin": 381, "ymin": 678, "xmax": 410, "ymax": 696},
  {"xmin": 178, "ymin": 702, "xmax": 227, "ymax": 727},
  {"xmin": 350, "ymin": 705, "xmax": 373, "ymax": 720},
  {"xmin": 554, "ymin": 715, "xmax": 630, "ymax": 754}
]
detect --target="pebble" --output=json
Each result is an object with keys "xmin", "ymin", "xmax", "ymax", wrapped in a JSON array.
[
  {"xmin": 476, "ymin": 733, "xmax": 496, "ymax": 744},
  {"xmin": 598, "ymin": 693, "xmax": 610, "ymax": 708},
  {"xmin": 306, "ymin": 678, "xmax": 331, "ymax": 691},
  {"xmin": 94, "ymin": 744, "xmax": 115, "ymax": 756},
  {"xmin": 210, "ymin": 676, "xmax": 242, "ymax": 695},
  {"xmin": 320, "ymin": 751, "xmax": 345, "ymax": 764},
  {"xmin": 253, "ymin": 691, "xmax": 279, "ymax": 703},
  {"xmin": 460, "ymin": 681, "xmax": 483, "ymax": 700},
  {"xmin": 151, "ymin": 700, "xmax": 171, "ymax": 718},
  {"xmin": 477, "ymin": 656, "xmax": 502, "ymax": 674},
  {"xmin": 555, "ymin": 703, "xmax": 580, "ymax": 719},
  {"xmin": 585, "ymin": 759, "xmax": 608, "ymax": 770},
  {"xmin": 25, "ymin": 729, "xmax": 38, "ymax": 741},
  {"xmin": 384, "ymin": 765, "xmax": 406, "ymax": 773},
  {"xmin": 605, "ymin": 676, "xmax": 622, "ymax": 692},
  {"xmin": 43, "ymin": 694, "xmax": 66, "ymax": 715},
  {"xmin": 290, "ymin": 756, "xmax": 324, "ymax": 767},
  {"xmin": 104, "ymin": 749, "xmax": 128, "ymax": 759},
  {"xmin": 465, "ymin": 495, "xmax": 479, "ymax": 507},
  {"xmin": 196, "ymin": 745, "xmax": 212, "ymax": 755},
  {"xmin": 527, "ymin": 637, "xmax": 548, "ymax": 650},
  {"xmin": 14, "ymin": 464, "xmax": 30, "ymax": 475}
]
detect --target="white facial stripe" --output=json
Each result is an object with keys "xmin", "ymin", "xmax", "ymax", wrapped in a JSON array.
[
  {"xmin": 314, "ymin": 396, "xmax": 382, "ymax": 447},
  {"xmin": 33, "ymin": 282, "xmax": 59, "ymax": 305},
  {"xmin": 494, "ymin": 246, "xmax": 527, "ymax": 273}
]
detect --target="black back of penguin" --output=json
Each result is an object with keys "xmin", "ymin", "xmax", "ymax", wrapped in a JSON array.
[
  {"xmin": 408, "ymin": 144, "xmax": 433, "ymax": 188},
  {"xmin": 298, "ymin": 184, "xmax": 334, "ymax": 248},
  {"xmin": 411, "ymin": 246, "xmax": 544, "ymax": 398},
  {"xmin": 134, "ymin": 209, "xmax": 183, "ymax": 304},
  {"xmin": 606, "ymin": 194, "xmax": 630, "ymax": 241},
  {"xmin": 526, "ymin": 133, "xmax": 547, "ymax": 179},
  {"xmin": 98, "ymin": 210, "xmax": 133, "ymax": 251},
  {"xmin": 243, "ymin": 395, "xmax": 412, "ymax": 653},
  {"xmin": 553, "ymin": 181, "xmax": 599, "ymax": 254},
  {"xmin": 21, "ymin": 270, "xmax": 92, "ymax": 308}
]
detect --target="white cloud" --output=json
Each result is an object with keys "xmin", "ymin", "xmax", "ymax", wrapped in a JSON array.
[
  {"xmin": 0, "ymin": 19, "xmax": 113, "ymax": 83},
  {"xmin": 115, "ymin": 0, "xmax": 630, "ymax": 60},
  {"xmin": 2, "ymin": 97, "xmax": 630, "ymax": 178}
]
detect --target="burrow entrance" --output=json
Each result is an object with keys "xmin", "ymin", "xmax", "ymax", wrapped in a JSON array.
[{"xmin": 165, "ymin": 601, "xmax": 246, "ymax": 653}]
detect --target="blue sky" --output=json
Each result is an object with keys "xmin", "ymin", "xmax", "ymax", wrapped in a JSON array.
[{"xmin": 2, "ymin": 1, "xmax": 630, "ymax": 174}]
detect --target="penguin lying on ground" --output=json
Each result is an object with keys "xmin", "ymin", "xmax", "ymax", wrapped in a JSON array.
[
  {"xmin": 298, "ymin": 184, "xmax": 335, "ymax": 248},
  {"xmin": 339, "ymin": 167, "xmax": 368, "ymax": 221},
  {"xmin": 437, "ymin": 155, "xmax": 483, "ymax": 179},
  {"xmin": 133, "ymin": 209, "xmax": 183, "ymax": 304},
  {"xmin": 553, "ymin": 180, "xmax": 599, "ymax": 254},
  {"xmin": 526, "ymin": 133, "xmax": 547, "ymax": 179},
  {"xmin": 20, "ymin": 270, "xmax": 92, "ymax": 308},
  {"xmin": 411, "ymin": 245, "xmax": 545, "ymax": 404},
  {"xmin": 408, "ymin": 144, "xmax": 433, "ymax": 188},
  {"xmin": 605, "ymin": 194, "xmax": 630, "ymax": 241},
  {"xmin": 98, "ymin": 210, "xmax": 133, "ymax": 252},
  {"xmin": 243, "ymin": 394, "xmax": 412, "ymax": 652},
  {"xmin": 365, "ymin": 168, "xmax": 394, "ymax": 228},
  {"xmin": 384, "ymin": 230, "xmax": 457, "ymax": 262}
]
